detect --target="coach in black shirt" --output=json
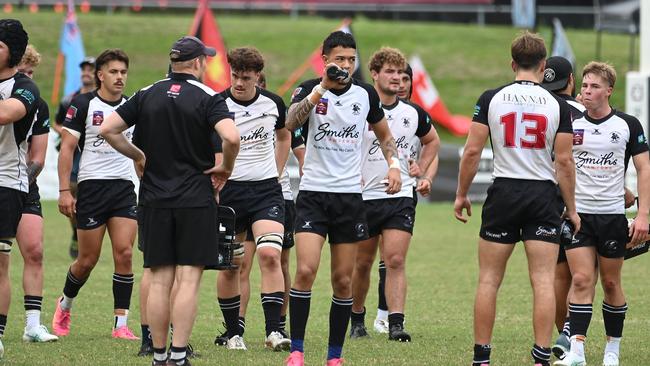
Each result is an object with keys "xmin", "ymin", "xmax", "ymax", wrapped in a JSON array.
[{"xmin": 100, "ymin": 36, "xmax": 239, "ymax": 366}]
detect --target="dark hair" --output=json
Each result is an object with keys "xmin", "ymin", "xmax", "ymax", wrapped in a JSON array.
[
  {"xmin": 94, "ymin": 49, "xmax": 129, "ymax": 87},
  {"xmin": 511, "ymin": 31, "xmax": 547, "ymax": 70},
  {"xmin": 0, "ymin": 19, "xmax": 28, "ymax": 68},
  {"xmin": 322, "ymin": 31, "xmax": 356, "ymax": 56},
  {"xmin": 227, "ymin": 47, "xmax": 264, "ymax": 73}
]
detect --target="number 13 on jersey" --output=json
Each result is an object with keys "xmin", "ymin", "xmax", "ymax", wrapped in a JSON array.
[{"xmin": 500, "ymin": 112, "xmax": 548, "ymax": 149}]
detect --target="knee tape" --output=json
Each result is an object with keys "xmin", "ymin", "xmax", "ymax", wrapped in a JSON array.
[
  {"xmin": 256, "ymin": 233, "xmax": 283, "ymax": 251},
  {"xmin": 0, "ymin": 239, "xmax": 12, "ymax": 255}
]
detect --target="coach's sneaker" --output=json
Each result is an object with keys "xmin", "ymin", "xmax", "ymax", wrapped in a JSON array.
[
  {"xmin": 373, "ymin": 318, "xmax": 389, "ymax": 334},
  {"xmin": 602, "ymin": 351, "xmax": 619, "ymax": 366},
  {"xmin": 112, "ymin": 325, "xmax": 140, "ymax": 340},
  {"xmin": 553, "ymin": 351, "xmax": 586, "ymax": 366},
  {"xmin": 349, "ymin": 322, "xmax": 369, "ymax": 339},
  {"xmin": 138, "ymin": 342, "xmax": 154, "ymax": 357},
  {"xmin": 285, "ymin": 351, "xmax": 304, "ymax": 366},
  {"xmin": 553, "ymin": 333, "xmax": 571, "ymax": 359},
  {"xmin": 326, "ymin": 358, "xmax": 345, "ymax": 366},
  {"xmin": 266, "ymin": 331, "xmax": 291, "ymax": 351},
  {"xmin": 226, "ymin": 335, "xmax": 247, "ymax": 350},
  {"xmin": 23, "ymin": 325, "xmax": 59, "ymax": 342},
  {"xmin": 52, "ymin": 297, "xmax": 71, "ymax": 336},
  {"xmin": 388, "ymin": 323, "xmax": 411, "ymax": 342}
]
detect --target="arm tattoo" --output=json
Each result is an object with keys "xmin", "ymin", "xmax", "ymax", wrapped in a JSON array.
[
  {"xmin": 27, "ymin": 161, "xmax": 43, "ymax": 185},
  {"xmin": 286, "ymin": 97, "xmax": 315, "ymax": 131},
  {"xmin": 380, "ymin": 138, "xmax": 398, "ymax": 163}
]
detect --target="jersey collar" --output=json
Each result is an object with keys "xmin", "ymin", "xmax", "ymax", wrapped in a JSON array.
[
  {"xmin": 169, "ymin": 72, "xmax": 199, "ymax": 82},
  {"xmin": 225, "ymin": 87, "xmax": 260, "ymax": 107},
  {"xmin": 325, "ymin": 78, "xmax": 353, "ymax": 96},
  {"xmin": 381, "ymin": 98, "xmax": 400, "ymax": 111},
  {"xmin": 584, "ymin": 108, "xmax": 615, "ymax": 125}
]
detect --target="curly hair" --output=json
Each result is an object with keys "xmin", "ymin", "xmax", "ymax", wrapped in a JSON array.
[
  {"xmin": 227, "ymin": 47, "xmax": 264, "ymax": 73},
  {"xmin": 367, "ymin": 47, "xmax": 406, "ymax": 73},
  {"xmin": 20, "ymin": 44, "xmax": 40, "ymax": 67}
]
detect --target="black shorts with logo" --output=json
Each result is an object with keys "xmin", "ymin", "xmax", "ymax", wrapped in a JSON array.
[
  {"xmin": 565, "ymin": 213, "xmax": 628, "ymax": 259},
  {"xmin": 219, "ymin": 178, "xmax": 285, "ymax": 234},
  {"xmin": 22, "ymin": 182, "xmax": 43, "ymax": 217},
  {"xmin": 294, "ymin": 190, "xmax": 369, "ymax": 244},
  {"xmin": 480, "ymin": 178, "xmax": 563, "ymax": 244},
  {"xmin": 364, "ymin": 197, "xmax": 416, "ymax": 238},
  {"xmin": 139, "ymin": 201, "xmax": 219, "ymax": 268},
  {"xmin": 75, "ymin": 179, "xmax": 137, "ymax": 230},
  {"xmin": 244, "ymin": 199, "xmax": 295, "ymax": 249},
  {"xmin": 0, "ymin": 187, "xmax": 27, "ymax": 238}
]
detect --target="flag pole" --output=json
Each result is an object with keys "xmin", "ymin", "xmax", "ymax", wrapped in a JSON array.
[
  {"xmin": 189, "ymin": 0, "xmax": 206, "ymax": 35},
  {"xmin": 276, "ymin": 18, "xmax": 352, "ymax": 97},
  {"xmin": 51, "ymin": 52, "xmax": 64, "ymax": 104}
]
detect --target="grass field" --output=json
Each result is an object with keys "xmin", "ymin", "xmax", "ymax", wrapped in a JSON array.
[
  {"xmin": 13, "ymin": 9, "xmax": 639, "ymax": 143},
  {"xmin": 2, "ymin": 201, "xmax": 649, "ymax": 365}
]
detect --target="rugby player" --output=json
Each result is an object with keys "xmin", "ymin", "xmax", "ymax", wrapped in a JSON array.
[
  {"xmin": 454, "ymin": 31, "xmax": 579, "ymax": 366},
  {"xmin": 284, "ymin": 31, "xmax": 401, "ymax": 366},
  {"xmin": 350, "ymin": 47, "xmax": 439, "ymax": 342},
  {"xmin": 214, "ymin": 46, "xmax": 291, "ymax": 351},
  {"xmin": 15, "ymin": 44, "xmax": 59, "ymax": 343},
  {"xmin": 554, "ymin": 62, "xmax": 649, "ymax": 366},
  {"xmin": 53, "ymin": 49, "xmax": 139, "ymax": 341},
  {"xmin": 0, "ymin": 19, "xmax": 39, "ymax": 359}
]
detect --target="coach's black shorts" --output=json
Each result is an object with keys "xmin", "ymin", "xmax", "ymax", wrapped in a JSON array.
[
  {"xmin": 219, "ymin": 178, "xmax": 285, "ymax": 234},
  {"xmin": 0, "ymin": 187, "xmax": 27, "ymax": 238},
  {"xmin": 480, "ymin": 178, "xmax": 562, "ymax": 244},
  {"xmin": 22, "ymin": 182, "xmax": 43, "ymax": 217},
  {"xmin": 565, "ymin": 213, "xmax": 628, "ymax": 259},
  {"xmin": 76, "ymin": 179, "xmax": 137, "ymax": 230},
  {"xmin": 364, "ymin": 197, "xmax": 415, "ymax": 238},
  {"xmin": 139, "ymin": 202, "xmax": 219, "ymax": 268},
  {"xmin": 243, "ymin": 200, "xmax": 295, "ymax": 249},
  {"xmin": 294, "ymin": 191, "xmax": 368, "ymax": 244}
]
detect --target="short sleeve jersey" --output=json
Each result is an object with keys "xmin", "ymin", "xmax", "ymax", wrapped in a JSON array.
[
  {"xmin": 559, "ymin": 94, "xmax": 586, "ymax": 121},
  {"xmin": 291, "ymin": 78, "xmax": 384, "ymax": 193},
  {"xmin": 0, "ymin": 73, "xmax": 41, "ymax": 192},
  {"xmin": 572, "ymin": 109, "xmax": 649, "ymax": 214},
  {"xmin": 472, "ymin": 80, "xmax": 572, "ymax": 182},
  {"xmin": 115, "ymin": 72, "xmax": 231, "ymax": 208},
  {"xmin": 220, "ymin": 87, "xmax": 286, "ymax": 181},
  {"xmin": 362, "ymin": 99, "xmax": 432, "ymax": 200},
  {"xmin": 279, "ymin": 129, "xmax": 305, "ymax": 200},
  {"xmin": 30, "ymin": 98, "xmax": 50, "ymax": 139},
  {"xmin": 407, "ymin": 102, "xmax": 434, "ymax": 162},
  {"xmin": 63, "ymin": 91, "xmax": 131, "ymax": 183}
]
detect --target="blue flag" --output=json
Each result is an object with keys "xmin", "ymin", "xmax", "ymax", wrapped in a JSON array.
[
  {"xmin": 551, "ymin": 18, "xmax": 576, "ymax": 70},
  {"xmin": 59, "ymin": 11, "xmax": 85, "ymax": 95}
]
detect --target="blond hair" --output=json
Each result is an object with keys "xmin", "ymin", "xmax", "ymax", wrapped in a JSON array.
[
  {"xmin": 582, "ymin": 61, "xmax": 616, "ymax": 87},
  {"xmin": 20, "ymin": 44, "xmax": 41, "ymax": 67}
]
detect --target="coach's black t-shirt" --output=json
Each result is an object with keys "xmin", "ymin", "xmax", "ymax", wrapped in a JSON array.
[{"xmin": 116, "ymin": 72, "xmax": 231, "ymax": 208}]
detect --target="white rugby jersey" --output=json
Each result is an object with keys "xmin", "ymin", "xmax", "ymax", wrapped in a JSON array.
[
  {"xmin": 63, "ymin": 91, "xmax": 132, "ymax": 182},
  {"xmin": 291, "ymin": 79, "xmax": 384, "ymax": 193},
  {"xmin": 572, "ymin": 110, "xmax": 648, "ymax": 214},
  {"xmin": 0, "ymin": 73, "xmax": 41, "ymax": 193},
  {"xmin": 278, "ymin": 129, "xmax": 305, "ymax": 200},
  {"xmin": 473, "ymin": 80, "xmax": 572, "ymax": 182},
  {"xmin": 221, "ymin": 87, "xmax": 286, "ymax": 181},
  {"xmin": 362, "ymin": 99, "xmax": 432, "ymax": 200}
]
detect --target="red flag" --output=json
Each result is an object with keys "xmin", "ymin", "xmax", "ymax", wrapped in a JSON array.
[
  {"xmin": 409, "ymin": 55, "xmax": 470, "ymax": 136},
  {"xmin": 190, "ymin": 0, "xmax": 230, "ymax": 92}
]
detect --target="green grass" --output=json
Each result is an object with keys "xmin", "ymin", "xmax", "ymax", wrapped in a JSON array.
[
  {"xmin": 2, "ymin": 201, "xmax": 650, "ymax": 365},
  {"xmin": 13, "ymin": 10, "xmax": 637, "ymax": 143}
]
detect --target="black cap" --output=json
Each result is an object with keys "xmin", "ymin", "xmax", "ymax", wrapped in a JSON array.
[
  {"xmin": 542, "ymin": 56, "xmax": 573, "ymax": 92},
  {"xmin": 79, "ymin": 56, "xmax": 95, "ymax": 68},
  {"xmin": 0, "ymin": 19, "xmax": 28, "ymax": 68},
  {"xmin": 169, "ymin": 36, "xmax": 216, "ymax": 62}
]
